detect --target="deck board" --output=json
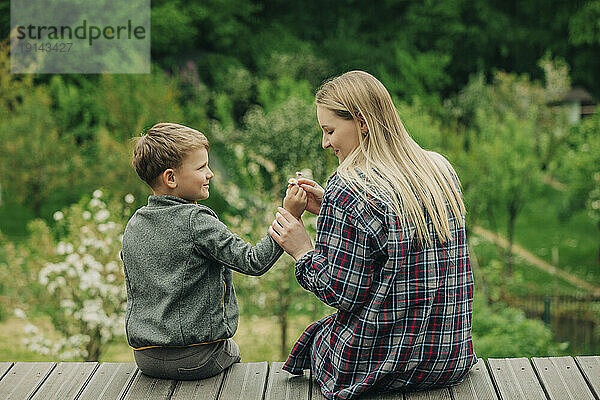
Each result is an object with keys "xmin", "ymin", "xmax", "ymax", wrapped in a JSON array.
[
  {"xmin": 171, "ymin": 369, "xmax": 224, "ymax": 400},
  {"xmin": 575, "ymin": 356, "xmax": 600, "ymax": 399},
  {"xmin": 122, "ymin": 370, "xmax": 176, "ymax": 400},
  {"xmin": 405, "ymin": 388, "xmax": 451, "ymax": 400},
  {"xmin": 0, "ymin": 362, "xmax": 13, "ymax": 380},
  {"xmin": 0, "ymin": 357, "xmax": 598, "ymax": 399},
  {"xmin": 487, "ymin": 358, "xmax": 546, "ymax": 399},
  {"xmin": 0, "ymin": 362, "xmax": 56, "ymax": 400},
  {"xmin": 533, "ymin": 356, "xmax": 595, "ymax": 400},
  {"xmin": 451, "ymin": 358, "xmax": 498, "ymax": 400},
  {"xmin": 218, "ymin": 361, "xmax": 268, "ymax": 400},
  {"xmin": 78, "ymin": 362, "xmax": 137, "ymax": 400},
  {"xmin": 265, "ymin": 361, "xmax": 311, "ymax": 400},
  {"xmin": 31, "ymin": 362, "xmax": 98, "ymax": 400}
]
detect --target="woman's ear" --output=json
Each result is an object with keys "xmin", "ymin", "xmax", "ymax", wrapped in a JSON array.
[
  {"xmin": 162, "ymin": 169, "xmax": 177, "ymax": 189},
  {"xmin": 355, "ymin": 111, "xmax": 369, "ymax": 134}
]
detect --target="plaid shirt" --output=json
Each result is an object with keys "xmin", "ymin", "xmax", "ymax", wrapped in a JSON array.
[{"xmin": 283, "ymin": 172, "xmax": 476, "ymax": 399}]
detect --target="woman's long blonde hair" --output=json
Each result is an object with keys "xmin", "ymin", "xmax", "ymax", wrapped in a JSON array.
[{"xmin": 316, "ymin": 70, "xmax": 465, "ymax": 244}]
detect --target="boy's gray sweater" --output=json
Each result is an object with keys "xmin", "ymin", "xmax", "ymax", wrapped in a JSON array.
[{"xmin": 121, "ymin": 195, "xmax": 283, "ymax": 349}]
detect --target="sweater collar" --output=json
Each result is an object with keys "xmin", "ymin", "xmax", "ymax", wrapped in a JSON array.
[{"xmin": 147, "ymin": 195, "xmax": 193, "ymax": 207}]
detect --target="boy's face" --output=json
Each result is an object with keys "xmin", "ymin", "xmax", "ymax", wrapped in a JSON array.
[{"xmin": 174, "ymin": 147, "xmax": 214, "ymax": 201}]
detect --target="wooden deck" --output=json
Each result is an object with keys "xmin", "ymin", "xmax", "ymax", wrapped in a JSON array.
[{"xmin": 1, "ymin": 357, "xmax": 599, "ymax": 399}]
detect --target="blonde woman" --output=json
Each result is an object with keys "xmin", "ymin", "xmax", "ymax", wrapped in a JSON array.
[{"xmin": 269, "ymin": 71, "xmax": 476, "ymax": 399}]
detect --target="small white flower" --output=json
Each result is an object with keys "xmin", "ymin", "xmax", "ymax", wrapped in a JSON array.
[
  {"xmin": 53, "ymin": 211, "xmax": 64, "ymax": 221},
  {"xmin": 93, "ymin": 190, "xmax": 103, "ymax": 199},
  {"xmin": 124, "ymin": 194, "xmax": 135, "ymax": 204},
  {"xmin": 56, "ymin": 242, "xmax": 67, "ymax": 255},
  {"xmin": 95, "ymin": 209, "xmax": 110, "ymax": 222},
  {"xmin": 14, "ymin": 309, "xmax": 26, "ymax": 319},
  {"xmin": 24, "ymin": 324, "xmax": 38, "ymax": 334},
  {"xmin": 90, "ymin": 198, "xmax": 101, "ymax": 208},
  {"xmin": 82, "ymin": 211, "xmax": 92, "ymax": 220}
]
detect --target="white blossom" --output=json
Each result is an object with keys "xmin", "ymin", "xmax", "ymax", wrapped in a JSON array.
[
  {"xmin": 95, "ymin": 210, "xmax": 110, "ymax": 222},
  {"xmin": 82, "ymin": 211, "xmax": 92, "ymax": 220},
  {"xmin": 53, "ymin": 211, "xmax": 64, "ymax": 221},
  {"xmin": 24, "ymin": 324, "xmax": 38, "ymax": 334},
  {"xmin": 124, "ymin": 194, "xmax": 135, "ymax": 204},
  {"xmin": 93, "ymin": 189, "xmax": 103, "ymax": 198},
  {"xmin": 14, "ymin": 309, "xmax": 26, "ymax": 319},
  {"xmin": 56, "ymin": 242, "xmax": 67, "ymax": 255}
]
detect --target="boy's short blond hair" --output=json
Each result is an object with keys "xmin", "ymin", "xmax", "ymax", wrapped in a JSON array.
[{"xmin": 132, "ymin": 123, "xmax": 209, "ymax": 188}]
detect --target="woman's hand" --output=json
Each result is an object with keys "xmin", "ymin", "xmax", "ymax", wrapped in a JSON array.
[
  {"xmin": 268, "ymin": 207, "xmax": 314, "ymax": 261},
  {"xmin": 296, "ymin": 178, "xmax": 324, "ymax": 215}
]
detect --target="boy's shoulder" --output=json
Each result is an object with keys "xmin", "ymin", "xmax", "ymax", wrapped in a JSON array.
[{"xmin": 127, "ymin": 196, "xmax": 219, "ymax": 229}]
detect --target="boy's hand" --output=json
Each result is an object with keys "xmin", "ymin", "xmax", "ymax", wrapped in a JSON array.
[{"xmin": 283, "ymin": 185, "xmax": 307, "ymax": 219}]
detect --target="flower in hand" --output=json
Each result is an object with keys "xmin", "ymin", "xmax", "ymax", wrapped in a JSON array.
[{"xmin": 283, "ymin": 184, "xmax": 307, "ymax": 219}]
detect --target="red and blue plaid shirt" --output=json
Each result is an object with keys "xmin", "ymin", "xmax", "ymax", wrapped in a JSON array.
[{"xmin": 283, "ymin": 172, "xmax": 477, "ymax": 399}]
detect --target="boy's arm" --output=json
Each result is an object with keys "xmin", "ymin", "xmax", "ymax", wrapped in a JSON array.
[
  {"xmin": 191, "ymin": 207, "xmax": 283, "ymax": 276},
  {"xmin": 283, "ymin": 184, "xmax": 307, "ymax": 219}
]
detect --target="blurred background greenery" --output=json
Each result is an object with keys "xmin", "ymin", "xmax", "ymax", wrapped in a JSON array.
[{"xmin": 0, "ymin": 0, "xmax": 599, "ymax": 363}]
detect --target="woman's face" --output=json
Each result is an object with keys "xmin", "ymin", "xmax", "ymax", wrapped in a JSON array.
[{"xmin": 317, "ymin": 105, "xmax": 360, "ymax": 164}]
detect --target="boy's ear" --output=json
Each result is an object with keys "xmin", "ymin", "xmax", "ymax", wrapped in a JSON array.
[{"xmin": 162, "ymin": 169, "xmax": 177, "ymax": 189}]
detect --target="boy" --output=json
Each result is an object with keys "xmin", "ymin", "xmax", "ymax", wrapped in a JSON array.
[{"xmin": 121, "ymin": 122, "xmax": 306, "ymax": 380}]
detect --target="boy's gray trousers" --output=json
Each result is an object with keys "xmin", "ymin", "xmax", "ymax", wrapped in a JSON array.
[{"xmin": 133, "ymin": 338, "xmax": 241, "ymax": 380}]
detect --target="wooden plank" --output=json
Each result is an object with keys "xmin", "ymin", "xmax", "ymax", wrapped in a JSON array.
[
  {"xmin": 533, "ymin": 356, "xmax": 595, "ymax": 400},
  {"xmin": 487, "ymin": 358, "xmax": 546, "ymax": 400},
  {"xmin": 122, "ymin": 371, "xmax": 176, "ymax": 400},
  {"xmin": 31, "ymin": 362, "xmax": 97, "ymax": 400},
  {"xmin": 0, "ymin": 362, "xmax": 14, "ymax": 380},
  {"xmin": 0, "ymin": 362, "xmax": 56, "ymax": 400},
  {"xmin": 358, "ymin": 389, "xmax": 405, "ymax": 399},
  {"xmin": 78, "ymin": 363, "xmax": 137, "ymax": 400},
  {"xmin": 170, "ymin": 368, "xmax": 225, "ymax": 400},
  {"xmin": 217, "ymin": 361, "xmax": 268, "ymax": 400},
  {"xmin": 265, "ymin": 361, "xmax": 310, "ymax": 400},
  {"xmin": 576, "ymin": 356, "xmax": 600, "ymax": 399},
  {"xmin": 451, "ymin": 358, "xmax": 498, "ymax": 400},
  {"xmin": 405, "ymin": 388, "xmax": 451, "ymax": 400}
]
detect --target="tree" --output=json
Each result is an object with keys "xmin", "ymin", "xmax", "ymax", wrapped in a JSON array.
[
  {"xmin": 0, "ymin": 46, "xmax": 84, "ymax": 218},
  {"xmin": 558, "ymin": 114, "xmax": 600, "ymax": 264},
  {"xmin": 6, "ymin": 190, "xmax": 132, "ymax": 361},
  {"xmin": 454, "ymin": 71, "xmax": 544, "ymax": 274}
]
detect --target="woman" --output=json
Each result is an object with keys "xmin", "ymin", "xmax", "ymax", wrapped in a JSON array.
[{"xmin": 268, "ymin": 71, "xmax": 476, "ymax": 399}]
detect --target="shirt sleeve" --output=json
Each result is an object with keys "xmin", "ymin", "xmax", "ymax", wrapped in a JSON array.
[
  {"xmin": 191, "ymin": 207, "xmax": 283, "ymax": 276},
  {"xmin": 294, "ymin": 194, "xmax": 373, "ymax": 313}
]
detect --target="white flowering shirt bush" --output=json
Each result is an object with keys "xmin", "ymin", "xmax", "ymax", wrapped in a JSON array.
[{"xmin": 16, "ymin": 190, "xmax": 135, "ymax": 361}]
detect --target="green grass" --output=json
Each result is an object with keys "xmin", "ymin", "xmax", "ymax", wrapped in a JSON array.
[
  {"xmin": 471, "ymin": 239, "xmax": 588, "ymax": 297},
  {"xmin": 0, "ymin": 313, "xmax": 329, "ymax": 363},
  {"xmin": 474, "ymin": 183, "xmax": 599, "ymax": 285}
]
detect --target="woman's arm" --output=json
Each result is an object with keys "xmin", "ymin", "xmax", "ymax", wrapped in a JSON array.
[{"xmin": 270, "ymin": 197, "xmax": 374, "ymax": 313}]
